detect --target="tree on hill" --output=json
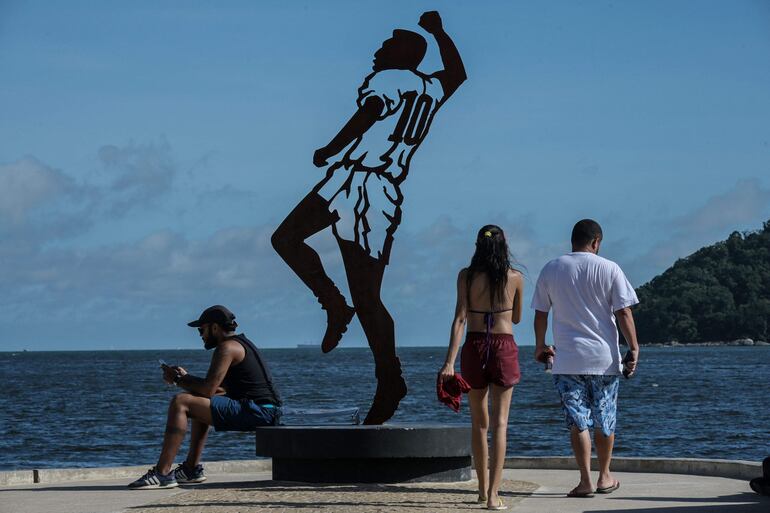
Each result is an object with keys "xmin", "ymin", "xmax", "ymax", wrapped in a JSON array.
[{"xmin": 635, "ymin": 220, "xmax": 770, "ymax": 343}]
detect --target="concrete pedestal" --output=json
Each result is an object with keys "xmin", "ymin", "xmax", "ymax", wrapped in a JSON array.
[{"xmin": 254, "ymin": 424, "xmax": 471, "ymax": 483}]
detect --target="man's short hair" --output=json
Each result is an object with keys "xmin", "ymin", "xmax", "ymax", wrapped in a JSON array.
[{"xmin": 571, "ymin": 219, "xmax": 603, "ymax": 248}]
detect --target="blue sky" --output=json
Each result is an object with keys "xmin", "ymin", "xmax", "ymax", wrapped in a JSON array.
[{"xmin": 1, "ymin": 1, "xmax": 769, "ymax": 350}]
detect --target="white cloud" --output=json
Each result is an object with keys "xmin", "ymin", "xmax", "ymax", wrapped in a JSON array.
[
  {"xmin": 0, "ymin": 156, "xmax": 96, "ymax": 244},
  {"xmin": 0, "ymin": 157, "xmax": 77, "ymax": 226},
  {"xmin": 674, "ymin": 178, "xmax": 770, "ymax": 235},
  {"xmin": 0, "ymin": 140, "xmax": 182, "ymax": 244},
  {"xmin": 98, "ymin": 139, "xmax": 176, "ymax": 215},
  {"xmin": 0, "ymin": 198, "xmax": 562, "ymax": 348},
  {"xmin": 628, "ymin": 178, "xmax": 770, "ymax": 283},
  {"xmin": 0, "ymin": 146, "xmax": 566, "ymax": 349}
]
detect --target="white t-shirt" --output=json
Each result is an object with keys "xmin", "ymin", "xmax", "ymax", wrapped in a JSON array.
[{"xmin": 531, "ymin": 252, "xmax": 639, "ymax": 375}]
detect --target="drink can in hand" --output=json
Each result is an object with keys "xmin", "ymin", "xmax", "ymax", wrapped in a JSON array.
[
  {"xmin": 621, "ymin": 351, "xmax": 635, "ymax": 378},
  {"xmin": 544, "ymin": 355, "xmax": 553, "ymax": 373}
]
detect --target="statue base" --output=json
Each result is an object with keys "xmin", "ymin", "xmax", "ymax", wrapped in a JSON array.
[{"xmin": 254, "ymin": 424, "xmax": 471, "ymax": 483}]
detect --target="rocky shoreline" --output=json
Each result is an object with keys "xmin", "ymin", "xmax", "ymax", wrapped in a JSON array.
[{"xmin": 642, "ymin": 338, "xmax": 770, "ymax": 347}]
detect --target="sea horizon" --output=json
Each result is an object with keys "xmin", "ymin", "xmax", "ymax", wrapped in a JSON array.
[{"xmin": 3, "ymin": 338, "xmax": 767, "ymax": 353}]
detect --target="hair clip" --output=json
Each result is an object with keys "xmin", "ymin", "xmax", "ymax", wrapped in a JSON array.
[{"xmin": 484, "ymin": 231, "xmax": 492, "ymax": 238}]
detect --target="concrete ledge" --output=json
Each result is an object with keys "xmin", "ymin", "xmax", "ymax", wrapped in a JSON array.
[
  {"xmin": 0, "ymin": 459, "xmax": 271, "ymax": 486},
  {"xmin": 2, "ymin": 456, "xmax": 761, "ymax": 486},
  {"xmin": 0, "ymin": 470, "xmax": 35, "ymax": 486},
  {"xmin": 505, "ymin": 456, "xmax": 762, "ymax": 480}
]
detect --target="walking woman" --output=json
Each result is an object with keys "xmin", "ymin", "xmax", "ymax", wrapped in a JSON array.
[{"xmin": 439, "ymin": 225, "xmax": 523, "ymax": 510}]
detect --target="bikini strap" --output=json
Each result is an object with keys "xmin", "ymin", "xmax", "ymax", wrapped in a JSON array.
[
  {"xmin": 467, "ymin": 309, "xmax": 513, "ymax": 370},
  {"xmin": 468, "ymin": 308, "xmax": 513, "ymax": 314}
]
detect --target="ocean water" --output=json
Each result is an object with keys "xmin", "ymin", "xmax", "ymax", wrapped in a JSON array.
[{"xmin": 1, "ymin": 345, "xmax": 768, "ymax": 470}]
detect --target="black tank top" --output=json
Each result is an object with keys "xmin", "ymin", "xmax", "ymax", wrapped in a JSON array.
[{"xmin": 221, "ymin": 334, "xmax": 282, "ymax": 405}]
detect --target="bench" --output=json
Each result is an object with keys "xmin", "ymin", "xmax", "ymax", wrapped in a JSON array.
[{"xmin": 254, "ymin": 423, "xmax": 472, "ymax": 483}]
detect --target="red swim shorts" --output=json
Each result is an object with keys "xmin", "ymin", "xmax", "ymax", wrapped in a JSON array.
[{"xmin": 460, "ymin": 332, "xmax": 521, "ymax": 389}]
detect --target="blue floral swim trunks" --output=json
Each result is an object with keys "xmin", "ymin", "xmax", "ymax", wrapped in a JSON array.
[{"xmin": 553, "ymin": 374, "xmax": 620, "ymax": 437}]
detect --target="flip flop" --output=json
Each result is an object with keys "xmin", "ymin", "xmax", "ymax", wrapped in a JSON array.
[
  {"xmin": 477, "ymin": 495, "xmax": 487, "ymax": 504},
  {"xmin": 486, "ymin": 498, "xmax": 507, "ymax": 510},
  {"xmin": 596, "ymin": 480, "xmax": 620, "ymax": 494},
  {"xmin": 566, "ymin": 488, "xmax": 595, "ymax": 498}
]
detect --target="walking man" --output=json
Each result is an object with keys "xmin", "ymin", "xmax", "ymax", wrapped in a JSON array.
[
  {"xmin": 272, "ymin": 11, "xmax": 466, "ymax": 424},
  {"xmin": 532, "ymin": 219, "xmax": 640, "ymax": 497},
  {"xmin": 128, "ymin": 305, "xmax": 282, "ymax": 489}
]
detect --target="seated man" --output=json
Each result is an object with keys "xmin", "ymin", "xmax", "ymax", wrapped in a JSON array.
[{"xmin": 129, "ymin": 305, "xmax": 282, "ymax": 489}]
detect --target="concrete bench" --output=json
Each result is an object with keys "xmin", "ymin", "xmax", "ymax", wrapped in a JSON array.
[{"xmin": 254, "ymin": 423, "xmax": 471, "ymax": 483}]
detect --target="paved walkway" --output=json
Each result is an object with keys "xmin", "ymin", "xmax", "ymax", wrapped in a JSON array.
[{"xmin": 1, "ymin": 468, "xmax": 767, "ymax": 513}]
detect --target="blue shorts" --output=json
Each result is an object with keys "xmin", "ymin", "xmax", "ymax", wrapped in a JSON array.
[
  {"xmin": 210, "ymin": 396, "xmax": 281, "ymax": 432},
  {"xmin": 553, "ymin": 374, "xmax": 620, "ymax": 437}
]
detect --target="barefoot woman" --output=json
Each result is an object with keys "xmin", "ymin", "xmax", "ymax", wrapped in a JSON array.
[{"xmin": 439, "ymin": 225, "xmax": 523, "ymax": 510}]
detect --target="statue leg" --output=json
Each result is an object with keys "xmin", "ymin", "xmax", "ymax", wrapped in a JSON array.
[
  {"xmin": 337, "ymin": 238, "xmax": 406, "ymax": 425},
  {"xmin": 272, "ymin": 191, "xmax": 355, "ymax": 352}
]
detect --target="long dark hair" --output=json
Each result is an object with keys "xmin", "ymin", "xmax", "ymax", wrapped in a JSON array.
[{"xmin": 466, "ymin": 224, "xmax": 513, "ymax": 308}]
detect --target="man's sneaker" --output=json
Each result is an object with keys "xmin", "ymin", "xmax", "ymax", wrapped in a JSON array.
[
  {"xmin": 127, "ymin": 467, "xmax": 178, "ymax": 489},
  {"xmin": 173, "ymin": 463, "xmax": 206, "ymax": 483}
]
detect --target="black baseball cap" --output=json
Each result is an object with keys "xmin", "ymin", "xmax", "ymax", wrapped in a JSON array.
[{"xmin": 187, "ymin": 305, "xmax": 236, "ymax": 327}]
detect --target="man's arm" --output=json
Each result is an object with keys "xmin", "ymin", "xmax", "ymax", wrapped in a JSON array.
[
  {"xmin": 534, "ymin": 310, "xmax": 555, "ymax": 363},
  {"xmin": 418, "ymin": 11, "xmax": 467, "ymax": 100},
  {"xmin": 175, "ymin": 341, "xmax": 242, "ymax": 398},
  {"xmin": 615, "ymin": 307, "xmax": 639, "ymax": 374},
  {"xmin": 313, "ymin": 96, "xmax": 385, "ymax": 167}
]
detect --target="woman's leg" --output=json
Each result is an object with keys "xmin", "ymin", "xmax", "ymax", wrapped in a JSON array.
[
  {"xmin": 468, "ymin": 387, "xmax": 490, "ymax": 500},
  {"xmin": 488, "ymin": 384, "xmax": 514, "ymax": 508}
]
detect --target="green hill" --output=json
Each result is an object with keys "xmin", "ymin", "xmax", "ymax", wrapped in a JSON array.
[{"xmin": 635, "ymin": 220, "xmax": 770, "ymax": 344}]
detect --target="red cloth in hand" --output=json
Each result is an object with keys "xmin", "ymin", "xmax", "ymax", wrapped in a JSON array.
[{"xmin": 437, "ymin": 373, "xmax": 471, "ymax": 412}]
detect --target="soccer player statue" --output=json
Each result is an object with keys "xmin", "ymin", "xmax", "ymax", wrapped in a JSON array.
[{"xmin": 272, "ymin": 11, "xmax": 466, "ymax": 424}]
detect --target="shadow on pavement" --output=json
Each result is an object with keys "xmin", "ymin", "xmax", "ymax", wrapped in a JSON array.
[
  {"xmin": 188, "ymin": 480, "xmax": 482, "ymax": 496},
  {"xmin": 584, "ymin": 491, "xmax": 770, "ymax": 513}
]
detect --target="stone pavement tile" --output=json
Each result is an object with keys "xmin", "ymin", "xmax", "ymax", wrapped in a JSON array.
[
  {"xmin": 0, "ymin": 481, "xmax": 187, "ymax": 513},
  {"xmin": 505, "ymin": 469, "xmax": 770, "ymax": 513},
  {"xmin": 0, "ymin": 472, "xmax": 270, "ymax": 513},
  {"xmin": 127, "ymin": 479, "xmax": 539, "ymax": 513}
]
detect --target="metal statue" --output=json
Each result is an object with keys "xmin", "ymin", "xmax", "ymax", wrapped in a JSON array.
[{"xmin": 272, "ymin": 10, "xmax": 466, "ymax": 424}]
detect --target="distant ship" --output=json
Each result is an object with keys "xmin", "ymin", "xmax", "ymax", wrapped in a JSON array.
[{"xmin": 296, "ymin": 343, "xmax": 318, "ymax": 349}]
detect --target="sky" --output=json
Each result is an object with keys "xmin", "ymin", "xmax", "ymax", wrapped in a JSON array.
[{"xmin": 1, "ymin": 0, "xmax": 769, "ymax": 351}]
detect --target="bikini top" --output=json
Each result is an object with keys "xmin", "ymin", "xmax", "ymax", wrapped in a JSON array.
[
  {"xmin": 468, "ymin": 308, "xmax": 513, "ymax": 370},
  {"xmin": 468, "ymin": 308, "xmax": 513, "ymax": 336}
]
